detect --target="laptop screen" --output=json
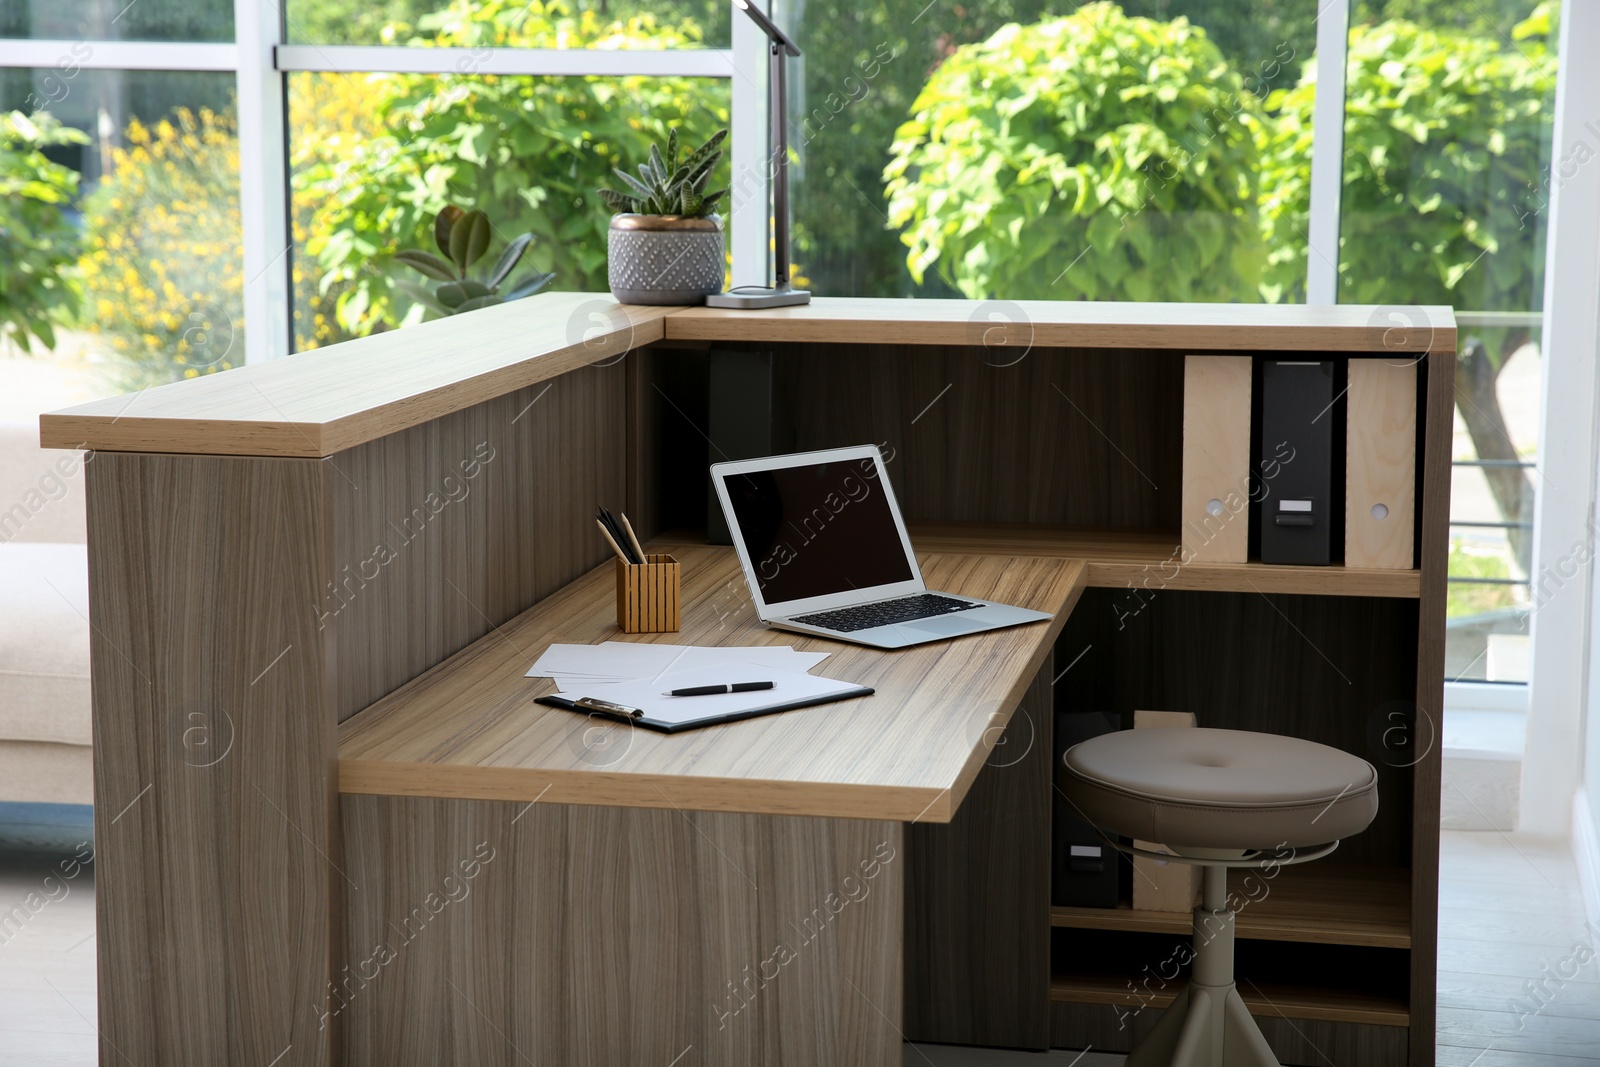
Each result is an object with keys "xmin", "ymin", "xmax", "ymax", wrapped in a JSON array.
[{"xmin": 719, "ymin": 457, "xmax": 916, "ymax": 606}]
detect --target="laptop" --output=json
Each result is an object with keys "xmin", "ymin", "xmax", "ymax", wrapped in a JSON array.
[{"xmin": 711, "ymin": 445, "xmax": 1053, "ymax": 649}]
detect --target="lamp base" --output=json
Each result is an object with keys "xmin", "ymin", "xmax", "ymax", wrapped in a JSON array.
[{"xmin": 704, "ymin": 285, "xmax": 811, "ymax": 309}]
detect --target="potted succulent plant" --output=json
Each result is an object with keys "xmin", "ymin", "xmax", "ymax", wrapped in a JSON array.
[{"xmin": 598, "ymin": 128, "xmax": 728, "ymax": 305}]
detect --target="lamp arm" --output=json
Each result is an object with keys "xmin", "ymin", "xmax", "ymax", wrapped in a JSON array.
[{"xmin": 733, "ymin": 0, "xmax": 801, "ymax": 56}]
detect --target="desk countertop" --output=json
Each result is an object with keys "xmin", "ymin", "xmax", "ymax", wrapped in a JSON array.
[
  {"xmin": 40, "ymin": 293, "xmax": 1454, "ymax": 458},
  {"xmin": 337, "ymin": 543, "xmax": 1085, "ymax": 822}
]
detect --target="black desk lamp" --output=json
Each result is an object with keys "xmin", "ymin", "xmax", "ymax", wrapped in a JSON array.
[{"xmin": 705, "ymin": 0, "xmax": 812, "ymax": 308}]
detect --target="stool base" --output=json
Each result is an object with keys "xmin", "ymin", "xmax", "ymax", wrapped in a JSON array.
[
  {"xmin": 1127, "ymin": 982, "xmax": 1279, "ymax": 1067},
  {"xmin": 1127, "ymin": 866, "xmax": 1280, "ymax": 1067}
]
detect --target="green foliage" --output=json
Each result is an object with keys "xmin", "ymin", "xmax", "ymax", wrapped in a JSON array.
[
  {"xmin": 1447, "ymin": 539, "xmax": 1521, "ymax": 618},
  {"xmin": 1257, "ymin": 11, "xmax": 1557, "ymax": 309},
  {"xmin": 393, "ymin": 205, "xmax": 553, "ymax": 316},
  {"xmin": 78, "ymin": 107, "xmax": 242, "ymax": 389},
  {"xmin": 294, "ymin": 0, "xmax": 729, "ymax": 337},
  {"xmin": 598, "ymin": 127, "xmax": 728, "ymax": 217},
  {"xmin": 883, "ymin": 3, "xmax": 1270, "ymax": 301},
  {"xmin": 0, "ymin": 110, "xmax": 88, "ymax": 353}
]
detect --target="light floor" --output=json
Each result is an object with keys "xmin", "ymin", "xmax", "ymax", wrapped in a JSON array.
[{"xmin": 0, "ymin": 833, "xmax": 1594, "ymax": 1065}]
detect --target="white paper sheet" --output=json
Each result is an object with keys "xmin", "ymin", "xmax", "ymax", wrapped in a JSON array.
[
  {"xmin": 527, "ymin": 641, "xmax": 828, "ymax": 684},
  {"xmin": 552, "ymin": 663, "xmax": 864, "ymax": 728}
]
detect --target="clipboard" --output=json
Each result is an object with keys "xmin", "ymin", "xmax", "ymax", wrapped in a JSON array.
[{"xmin": 534, "ymin": 664, "xmax": 872, "ymax": 734}]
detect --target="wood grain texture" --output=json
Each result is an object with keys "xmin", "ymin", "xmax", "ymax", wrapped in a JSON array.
[
  {"xmin": 41, "ymin": 293, "xmax": 669, "ymax": 457},
  {"xmin": 337, "ymin": 545, "xmax": 1084, "ymax": 821},
  {"xmin": 1048, "ymin": 1001, "xmax": 1408, "ymax": 1066},
  {"xmin": 615, "ymin": 554, "xmax": 681, "ymax": 633},
  {"xmin": 1409, "ymin": 352, "xmax": 1454, "ymax": 1067},
  {"xmin": 906, "ymin": 521, "xmax": 1422, "ymax": 597},
  {"xmin": 1050, "ymin": 863, "xmax": 1411, "ymax": 949},
  {"xmin": 86, "ymin": 452, "xmax": 335, "ymax": 1067},
  {"xmin": 339, "ymin": 795, "xmax": 903, "ymax": 1067},
  {"xmin": 1181, "ymin": 356, "xmax": 1253, "ymax": 563},
  {"xmin": 319, "ymin": 363, "xmax": 627, "ymax": 722},
  {"xmin": 1346, "ymin": 359, "xmax": 1418, "ymax": 569},
  {"xmin": 1048, "ymin": 974, "xmax": 1409, "ymax": 1027},
  {"xmin": 667, "ymin": 298, "xmax": 1457, "ymax": 354},
  {"xmin": 904, "ymin": 658, "xmax": 1053, "ymax": 1050},
  {"xmin": 775, "ymin": 344, "xmax": 1183, "ymax": 529}
]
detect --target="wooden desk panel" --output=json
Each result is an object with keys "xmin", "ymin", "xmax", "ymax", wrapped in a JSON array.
[
  {"xmin": 337, "ymin": 546, "xmax": 1085, "ymax": 821},
  {"xmin": 40, "ymin": 293, "xmax": 670, "ymax": 457},
  {"xmin": 667, "ymin": 298, "xmax": 1457, "ymax": 353}
]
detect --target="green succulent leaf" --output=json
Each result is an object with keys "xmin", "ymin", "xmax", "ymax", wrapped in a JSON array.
[
  {"xmin": 394, "ymin": 249, "xmax": 458, "ymax": 281},
  {"xmin": 596, "ymin": 188, "xmax": 635, "ymax": 212},
  {"xmin": 488, "ymin": 232, "xmax": 533, "ymax": 288},
  {"xmin": 437, "ymin": 278, "xmax": 492, "ymax": 308},
  {"xmin": 504, "ymin": 269, "xmax": 556, "ymax": 300},
  {"xmin": 433, "ymin": 205, "xmax": 465, "ymax": 259},
  {"xmin": 598, "ymin": 127, "xmax": 729, "ymax": 219},
  {"xmin": 449, "ymin": 209, "xmax": 492, "ymax": 272},
  {"xmin": 613, "ymin": 167, "xmax": 655, "ymax": 201},
  {"xmin": 453, "ymin": 293, "xmax": 505, "ymax": 314},
  {"xmin": 393, "ymin": 278, "xmax": 449, "ymax": 317}
]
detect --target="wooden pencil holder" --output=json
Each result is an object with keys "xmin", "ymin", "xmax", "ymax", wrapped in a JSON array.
[{"xmin": 615, "ymin": 554, "xmax": 680, "ymax": 634}]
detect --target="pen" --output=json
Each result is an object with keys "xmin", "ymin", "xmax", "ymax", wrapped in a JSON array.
[
  {"xmin": 597, "ymin": 506, "xmax": 641, "ymax": 564},
  {"xmin": 662, "ymin": 681, "xmax": 776, "ymax": 697},
  {"xmin": 595, "ymin": 517, "xmax": 631, "ymax": 564}
]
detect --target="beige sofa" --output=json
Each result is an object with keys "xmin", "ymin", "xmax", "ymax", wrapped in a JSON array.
[{"xmin": 0, "ymin": 420, "xmax": 92, "ymax": 804}]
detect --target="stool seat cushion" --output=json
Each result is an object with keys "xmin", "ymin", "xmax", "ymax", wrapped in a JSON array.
[{"xmin": 1062, "ymin": 727, "xmax": 1378, "ymax": 850}]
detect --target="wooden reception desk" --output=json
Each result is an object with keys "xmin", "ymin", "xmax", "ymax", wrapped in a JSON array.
[{"xmin": 42, "ymin": 293, "xmax": 1453, "ymax": 1067}]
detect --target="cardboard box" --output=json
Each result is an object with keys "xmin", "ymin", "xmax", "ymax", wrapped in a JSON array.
[{"xmin": 1131, "ymin": 709, "xmax": 1202, "ymax": 913}]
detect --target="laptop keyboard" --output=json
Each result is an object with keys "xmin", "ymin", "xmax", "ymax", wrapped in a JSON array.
[{"xmin": 791, "ymin": 593, "xmax": 982, "ymax": 633}]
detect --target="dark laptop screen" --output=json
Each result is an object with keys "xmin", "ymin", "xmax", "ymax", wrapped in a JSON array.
[{"xmin": 720, "ymin": 458, "xmax": 915, "ymax": 605}]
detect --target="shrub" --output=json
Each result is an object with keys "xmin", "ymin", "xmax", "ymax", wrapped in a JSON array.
[
  {"xmin": 78, "ymin": 106, "xmax": 242, "ymax": 388},
  {"xmin": 0, "ymin": 110, "xmax": 88, "ymax": 353},
  {"xmin": 1256, "ymin": 10, "xmax": 1557, "ymax": 307},
  {"xmin": 882, "ymin": 2, "xmax": 1269, "ymax": 301}
]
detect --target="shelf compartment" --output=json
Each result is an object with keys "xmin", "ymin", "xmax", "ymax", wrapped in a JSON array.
[
  {"xmin": 1051, "ymin": 863, "xmax": 1410, "ymax": 949},
  {"xmin": 1049, "ymin": 973, "xmax": 1409, "ymax": 1028},
  {"xmin": 907, "ymin": 522, "xmax": 1420, "ymax": 598}
]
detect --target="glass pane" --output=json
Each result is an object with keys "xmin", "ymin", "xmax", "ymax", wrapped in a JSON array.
[
  {"xmin": 1445, "ymin": 322, "xmax": 1540, "ymax": 684},
  {"xmin": 1338, "ymin": 1, "xmax": 1557, "ymax": 310},
  {"xmin": 0, "ymin": 71, "xmax": 241, "ymax": 413},
  {"xmin": 284, "ymin": 0, "xmax": 729, "ymax": 50},
  {"xmin": 287, "ymin": 71, "xmax": 730, "ymax": 350},
  {"xmin": 1339, "ymin": 2, "xmax": 1557, "ymax": 686},
  {"xmin": 0, "ymin": 0, "xmax": 233, "ymax": 42},
  {"xmin": 783, "ymin": 0, "xmax": 1318, "ymax": 299}
]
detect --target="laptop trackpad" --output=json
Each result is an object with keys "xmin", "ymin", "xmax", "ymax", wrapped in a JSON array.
[{"xmin": 903, "ymin": 616, "xmax": 979, "ymax": 636}]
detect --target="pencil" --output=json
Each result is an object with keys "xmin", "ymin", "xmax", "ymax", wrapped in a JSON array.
[
  {"xmin": 619, "ymin": 512, "xmax": 648, "ymax": 563},
  {"xmin": 595, "ymin": 517, "xmax": 631, "ymax": 564}
]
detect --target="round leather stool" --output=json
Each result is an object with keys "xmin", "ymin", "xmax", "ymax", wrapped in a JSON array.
[{"xmin": 1062, "ymin": 727, "xmax": 1379, "ymax": 1067}]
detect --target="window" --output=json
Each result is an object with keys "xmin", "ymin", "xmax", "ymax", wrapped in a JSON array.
[
  {"xmin": 0, "ymin": 69, "xmax": 241, "ymax": 406},
  {"xmin": 287, "ymin": 68, "xmax": 731, "ymax": 350},
  {"xmin": 779, "ymin": 1, "xmax": 1319, "ymax": 301},
  {"xmin": 0, "ymin": 0, "xmax": 1568, "ymax": 690},
  {"xmin": 1335, "ymin": 1, "xmax": 1558, "ymax": 683}
]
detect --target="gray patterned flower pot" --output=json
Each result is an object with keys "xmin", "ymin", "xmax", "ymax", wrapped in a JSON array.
[{"xmin": 608, "ymin": 214, "xmax": 725, "ymax": 305}]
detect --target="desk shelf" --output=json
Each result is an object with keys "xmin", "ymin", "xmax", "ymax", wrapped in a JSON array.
[
  {"xmin": 907, "ymin": 523, "xmax": 1421, "ymax": 599},
  {"xmin": 1048, "ymin": 973, "xmax": 1411, "ymax": 1028},
  {"xmin": 1049, "ymin": 864, "xmax": 1411, "ymax": 949}
]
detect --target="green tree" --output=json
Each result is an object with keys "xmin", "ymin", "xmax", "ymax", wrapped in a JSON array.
[
  {"xmin": 883, "ymin": 2, "xmax": 1270, "ymax": 301},
  {"xmin": 1257, "ymin": 9, "xmax": 1556, "ymax": 572},
  {"xmin": 294, "ymin": 0, "xmax": 729, "ymax": 338},
  {"xmin": 0, "ymin": 110, "xmax": 87, "ymax": 354}
]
